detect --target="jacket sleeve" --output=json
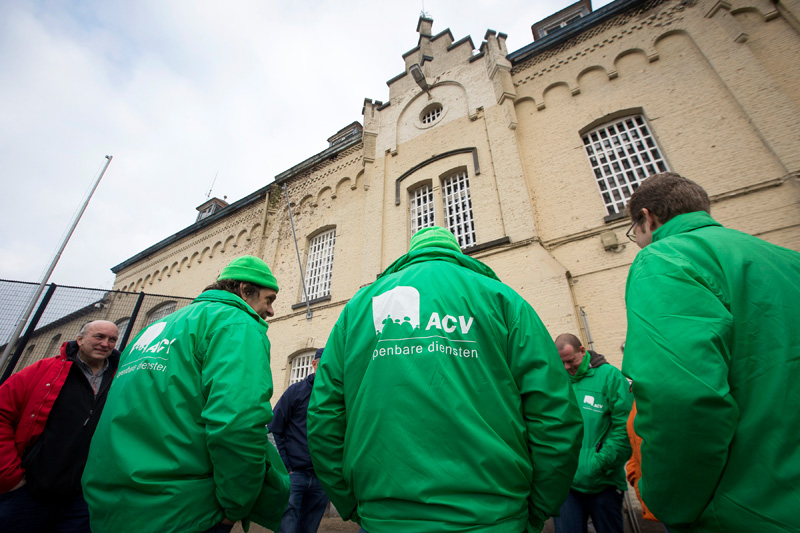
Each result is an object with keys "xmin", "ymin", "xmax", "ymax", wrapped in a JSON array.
[
  {"xmin": 508, "ymin": 299, "xmax": 583, "ymax": 531},
  {"xmin": 595, "ymin": 368, "xmax": 633, "ymax": 474},
  {"xmin": 268, "ymin": 391, "xmax": 293, "ymax": 471},
  {"xmin": 307, "ymin": 307, "xmax": 359, "ymax": 524},
  {"xmin": 0, "ymin": 371, "xmax": 27, "ymax": 493},
  {"xmin": 201, "ymin": 322, "xmax": 275, "ymax": 522},
  {"xmin": 623, "ymin": 251, "xmax": 737, "ymax": 526}
]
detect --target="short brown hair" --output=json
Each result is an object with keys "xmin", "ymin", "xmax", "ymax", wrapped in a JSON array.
[
  {"xmin": 627, "ymin": 172, "xmax": 710, "ymax": 224},
  {"xmin": 203, "ymin": 279, "xmax": 265, "ymax": 300},
  {"xmin": 555, "ymin": 333, "xmax": 583, "ymax": 351}
]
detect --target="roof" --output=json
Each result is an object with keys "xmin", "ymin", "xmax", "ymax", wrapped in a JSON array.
[
  {"xmin": 508, "ymin": 0, "xmax": 649, "ymax": 64},
  {"xmin": 111, "ymin": 185, "xmax": 269, "ymax": 273},
  {"xmin": 274, "ymin": 127, "xmax": 363, "ymax": 185}
]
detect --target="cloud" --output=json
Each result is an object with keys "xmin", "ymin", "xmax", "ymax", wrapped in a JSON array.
[{"xmin": 0, "ymin": 0, "xmax": 610, "ymax": 289}]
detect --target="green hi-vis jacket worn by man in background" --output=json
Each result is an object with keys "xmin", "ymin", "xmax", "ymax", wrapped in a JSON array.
[
  {"xmin": 83, "ymin": 256, "xmax": 289, "ymax": 532},
  {"xmin": 565, "ymin": 351, "xmax": 632, "ymax": 495},
  {"xmin": 307, "ymin": 226, "xmax": 584, "ymax": 533},
  {"xmin": 624, "ymin": 176, "xmax": 800, "ymax": 533}
]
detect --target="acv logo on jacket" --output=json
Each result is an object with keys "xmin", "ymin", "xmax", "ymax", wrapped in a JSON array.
[{"xmin": 370, "ymin": 285, "xmax": 478, "ymax": 360}]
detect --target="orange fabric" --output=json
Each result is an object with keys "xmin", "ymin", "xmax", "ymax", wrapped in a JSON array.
[{"xmin": 626, "ymin": 401, "xmax": 659, "ymax": 522}]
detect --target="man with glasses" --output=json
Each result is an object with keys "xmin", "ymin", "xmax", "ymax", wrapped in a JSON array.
[{"xmin": 623, "ymin": 172, "xmax": 800, "ymax": 532}]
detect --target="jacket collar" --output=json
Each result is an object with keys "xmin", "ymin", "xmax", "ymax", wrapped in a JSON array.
[
  {"xmin": 192, "ymin": 290, "xmax": 269, "ymax": 331},
  {"xmin": 652, "ymin": 211, "xmax": 722, "ymax": 244},
  {"xmin": 378, "ymin": 246, "xmax": 500, "ymax": 282},
  {"xmin": 569, "ymin": 352, "xmax": 592, "ymax": 383}
]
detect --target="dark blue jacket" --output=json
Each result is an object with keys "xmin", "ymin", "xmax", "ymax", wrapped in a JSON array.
[{"xmin": 269, "ymin": 373, "xmax": 315, "ymax": 472}]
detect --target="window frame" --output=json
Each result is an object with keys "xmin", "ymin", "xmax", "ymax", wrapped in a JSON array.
[
  {"xmin": 581, "ymin": 114, "xmax": 669, "ymax": 218},
  {"xmin": 441, "ymin": 169, "xmax": 477, "ymax": 249},
  {"xmin": 409, "ymin": 182, "xmax": 436, "ymax": 237},
  {"xmin": 289, "ymin": 351, "xmax": 315, "ymax": 385},
  {"xmin": 146, "ymin": 301, "xmax": 177, "ymax": 326},
  {"xmin": 405, "ymin": 168, "xmax": 478, "ymax": 250},
  {"xmin": 302, "ymin": 228, "xmax": 336, "ymax": 302}
]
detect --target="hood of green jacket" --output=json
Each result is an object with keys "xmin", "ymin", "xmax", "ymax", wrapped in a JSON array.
[
  {"xmin": 193, "ymin": 289, "xmax": 270, "ymax": 331},
  {"xmin": 652, "ymin": 211, "xmax": 721, "ymax": 244},
  {"xmin": 379, "ymin": 245, "xmax": 501, "ymax": 282},
  {"xmin": 569, "ymin": 352, "xmax": 592, "ymax": 383}
]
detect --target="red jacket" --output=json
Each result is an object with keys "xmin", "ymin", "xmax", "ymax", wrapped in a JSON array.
[{"xmin": 0, "ymin": 343, "xmax": 75, "ymax": 493}]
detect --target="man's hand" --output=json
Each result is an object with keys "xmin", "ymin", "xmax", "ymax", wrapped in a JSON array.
[
  {"xmin": 9, "ymin": 478, "xmax": 26, "ymax": 491},
  {"xmin": 221, "ymin": 518, "xmax": 235, "ymax": 526}
]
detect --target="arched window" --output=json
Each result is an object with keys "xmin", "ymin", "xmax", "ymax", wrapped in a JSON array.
[
  {"xmin": 582, "ymin": 114, "xmax": 669, "ymax": 217},
  {"xmin": 115, "ymin": 318, "xmax": 130, "ymax": 344},
  {"xmin": 147, "ymin": 302, "xmax": 176, "ymax": 325},
  {"xmin": 303, "ymin": 229, "xmax": 336, "ymax": 301},
  {"xmin": 410, "ymin": 183, "xmax": 435, "ymax": 237},
  {"xmin": 21, "ymin": 344, "xmax": 36, "ymax": 369},
  {"xmin": 289, "ymin": 351, "xmax": 315, "ymax": 384},
  {"xmin": 442, "ymin": 170, "xmax": 476, "ymax": 249},
  {"xmin": 46, "ymin": 334, "xmax": 63, "ymax": 358}
]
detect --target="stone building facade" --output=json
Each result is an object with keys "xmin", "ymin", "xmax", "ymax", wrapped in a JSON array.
[{"xmin": 108, "ymin": 0, "xmax": 800, "ymax": 398}]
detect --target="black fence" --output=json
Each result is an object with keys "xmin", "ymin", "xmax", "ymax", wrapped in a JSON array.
[{"xmin": 0, "ymin": 279, "xmax": 194, "ymax": 382}]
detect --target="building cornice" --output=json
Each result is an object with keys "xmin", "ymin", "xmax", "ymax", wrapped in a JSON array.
[{"xmin": 507, "ymin": 0, "xmax": 653, "ymax": 65}]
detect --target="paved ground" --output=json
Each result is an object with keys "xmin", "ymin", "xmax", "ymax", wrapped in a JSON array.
[
  {"xmin": 237, "ymin": 493, "xmax": 668, "ymax": 533},
  {"xmin": 232, "ymin": 515, "xmax": 360, "ymax": 533},
  {"xmin": 240, "ymin": 514, "xmax": 667, "ymax": 533}
]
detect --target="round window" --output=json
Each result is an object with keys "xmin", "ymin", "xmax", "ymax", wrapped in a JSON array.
[{"xmin": 420, "ymin": 103, "xmax": 443, "ymax": 125}]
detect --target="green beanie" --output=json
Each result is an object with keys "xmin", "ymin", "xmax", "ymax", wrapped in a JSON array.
[
  {"xmin": 409, "ymin": 226, "xmax": 462, "ymax": 254},
  {"xmin": 218, "ymin": 255, "xmax": 279, "ymax": 293}
]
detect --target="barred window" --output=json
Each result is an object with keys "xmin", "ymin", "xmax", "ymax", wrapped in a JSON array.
[
  {"xmin": 410, "ymin": 184, "xmax": 435, "ymax": 236},
  {"xmin": 304, "ymin": 229, "xmax": 336, "ymax": 301},
  {"xmin": 115, "ymin": 318, "xmax": 130, "ymax": 343},
  {"xmin": 582, "ymin": 115, "xmax": 669, "ymax": 216},
  {"xmin": 289, "ymin": 351, "xmax": 315, "ymax": 384},
  {"xmin": 46, "ymin": 334, "xmax": 62, "ymax": 358},
  {"xmin": 421, "ymin": 104, "xmax": 443, "ymax": 125},
  {"xmin": 442, "ymin": 170, "xmax": 477, "ymax": 249},
  {"xmin": 147, "ymin": 302, "xmax": 176, "ymax": 325},
  {"xmin": 21, "ymin": 344, "xmax": 36, "ymax": 369}
]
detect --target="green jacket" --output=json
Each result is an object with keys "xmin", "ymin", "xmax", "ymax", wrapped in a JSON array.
[
  {"xmin": 623, "ymin": 211, "xmax": 800, "ymax": 532},
  {"xmin": 307, "ymin": 246, "xmax": 583, "ymax": 533},
  {"xmin": 567, "ymin": 352, "xmax": 632, "ymax": 494},
  {"xmin": 82, "ymin": 290, "xmax": 287, "ymax": 532}
]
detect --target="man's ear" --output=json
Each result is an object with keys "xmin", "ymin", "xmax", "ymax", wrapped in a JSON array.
[{"xmin": 642, "ymin": 208, "xmax": 661, "ymax": 231}]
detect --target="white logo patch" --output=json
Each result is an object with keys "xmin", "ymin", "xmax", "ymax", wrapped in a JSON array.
[
  {"xmin": 130, "ymin": 322, "xmax": 167, "ymax": 352},
  {"xmin": 583, "ymin": 394, "xmax": 603, "ymax": 409},
  {"xmin": 372, "ymin": 286, "xmax": 420, "ymax": 334}
]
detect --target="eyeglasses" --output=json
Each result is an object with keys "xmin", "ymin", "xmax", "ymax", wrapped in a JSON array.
[{"xmin": 626, "ymin": 219, "xmax": 638, "ymax": 243}]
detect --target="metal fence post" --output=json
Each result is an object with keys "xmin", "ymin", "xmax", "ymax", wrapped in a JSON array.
[
  {"xmin": 119, "ymin": 292, "xmax": 146, "ymax": 352},
  {"xmin": 0, "ymin": 284, "xmax": 59, "ymax": 384}
]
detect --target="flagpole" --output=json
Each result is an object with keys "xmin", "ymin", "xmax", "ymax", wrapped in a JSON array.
[
  {"xmin": 282, "ymin": 184, "xmax": 312, "ymax": 320},
  {"xmin": 0, "ymin": 155, "xmax": 113, "ymax": 371}
]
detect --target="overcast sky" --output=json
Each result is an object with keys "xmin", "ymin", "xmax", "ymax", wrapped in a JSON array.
[{"xmin": 0, "ymin": 0, "xmax": 612, "ymax": 290}]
